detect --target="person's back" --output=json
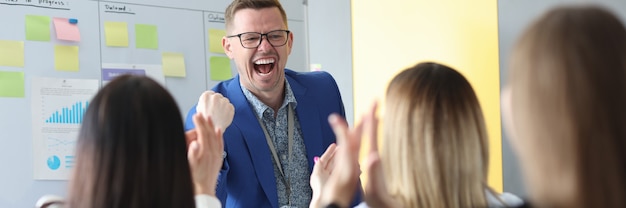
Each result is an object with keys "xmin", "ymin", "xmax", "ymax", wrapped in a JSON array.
[
  {"xmin": 312, "ymin": 62, "xmax": 521, "ymax": 208},
  {"xmin": 503, "ymin": 5, "xmax": 626, "ymax": 208},
  {"xmin": 379, "ymin": 62, "xmax": 513, "ymax": 207},
  {"xmin": 66, "ymin": 75, "xmax": 196, "ymax": 208}
]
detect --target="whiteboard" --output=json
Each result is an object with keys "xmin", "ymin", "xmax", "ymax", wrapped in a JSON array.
[{"xmin": 0, "ymin": 0, "xmax": 307, "ymax": 207}]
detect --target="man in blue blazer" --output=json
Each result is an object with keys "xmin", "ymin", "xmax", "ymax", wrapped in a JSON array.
[{"xmin": 185, "ymin": 0, "xmax": 362, "ymax": 207}]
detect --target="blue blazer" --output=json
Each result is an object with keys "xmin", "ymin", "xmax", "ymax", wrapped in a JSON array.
[{"xmin": 185, "ymin": 69, "xmax": 363, "ymax": 208}]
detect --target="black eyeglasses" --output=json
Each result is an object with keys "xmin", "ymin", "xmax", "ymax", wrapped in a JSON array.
[{"xmin": 226, "ymin": 30, "xmax": 290, "ymax": 49}]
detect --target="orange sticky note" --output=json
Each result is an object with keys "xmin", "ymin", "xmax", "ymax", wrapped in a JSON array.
[{"xmin": 53, "ymin": 17, "xmax": 80, "ymax": 41}]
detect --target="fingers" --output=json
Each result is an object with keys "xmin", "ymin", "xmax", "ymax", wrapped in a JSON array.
[
  {"xmin": 196, "ymin": 90, "xmax": 235, "ymax": 131},
  {"xmin": 366, "ymin": 101, "xmax": 379, "ymax": 154},
  {"xmin": 188, "ymin": 140, "xmax": 199, "ymax": 162},
  {"xmin": 319, "ymin": 143, "xmax": 337, "ymax": 170},
  {"xmin": 328, "ymin": 114, "xmax": 349, "ymax": 145},
  {"xmin": 192, "ymin": 113, "xmax": 209, "ymax": 147},
  {"xmin": 365, "ymin": 152, "xmax": 382, "ymax": 184},
  {"xmin": 185, "ymin": 129, "xmax": 197, "ymax": 147}
]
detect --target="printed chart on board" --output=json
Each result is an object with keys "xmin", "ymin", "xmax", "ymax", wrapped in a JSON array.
[{"xmin": 31, "ymin": 77, "xmax": 98, "ymax": 180}]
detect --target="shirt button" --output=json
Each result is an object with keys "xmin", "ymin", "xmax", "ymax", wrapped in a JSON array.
[{"xmin": 281, "ymin": 155, "xmax": 287, "ymax": 161}]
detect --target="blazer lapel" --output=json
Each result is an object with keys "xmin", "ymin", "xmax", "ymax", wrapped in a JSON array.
[
  {"xmin": 227, "ymin": 77, "xmax": 279, "ymax": 208},
  {"xmin": 286, "ymin": 76, "xmax": 324, "ymax": 172}
]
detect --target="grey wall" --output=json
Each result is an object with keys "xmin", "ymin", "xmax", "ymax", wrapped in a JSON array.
[
  {"xmin": 0, "ymin": 0, "xmax": 308, "ymax": 207},
  {"xmin": 498, "ymin": 0, "xmax": 626, "ymax": 197},
  {"xmin": 307, "ymin": 0, "xmax": 354, "ymax": 125}
]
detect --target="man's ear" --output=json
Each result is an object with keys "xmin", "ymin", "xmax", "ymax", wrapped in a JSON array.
[
  {"xmin": 286, "ymin": 31, "xmax": 294, "ymax": 55},
  {"xmin": 223, "ymin": 36, "xmax": 234, "ymax": 59}
]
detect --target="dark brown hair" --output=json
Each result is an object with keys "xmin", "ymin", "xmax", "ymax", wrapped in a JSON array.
[{"xmin": 67, "ymin": 75, "xmax": 195, "ymax": 208}]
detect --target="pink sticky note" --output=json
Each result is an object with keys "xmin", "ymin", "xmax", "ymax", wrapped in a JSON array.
[{"xmin": 53, "ymin": 17, "xmax": 80, "ymax": 42}]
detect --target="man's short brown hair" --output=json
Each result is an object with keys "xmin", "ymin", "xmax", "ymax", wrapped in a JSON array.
[{"xmin": 224, "ymin": 0, "xmax": 288, "ymax": 33}]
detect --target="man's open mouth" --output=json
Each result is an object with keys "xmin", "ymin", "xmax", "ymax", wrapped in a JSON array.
[{"xmin": 254, "ymin": 58, "xmax": 275, "ymax": 76}]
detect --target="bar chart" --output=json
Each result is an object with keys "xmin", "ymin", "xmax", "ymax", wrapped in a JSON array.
[{"xmin": 45, "ymin": 101, "xmax": 89, "ymax": 124}]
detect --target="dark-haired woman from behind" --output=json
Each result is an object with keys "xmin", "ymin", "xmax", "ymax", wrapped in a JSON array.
[{"xmin": 37, "ymin": 75, "xmax": 234, "ymax": 208}]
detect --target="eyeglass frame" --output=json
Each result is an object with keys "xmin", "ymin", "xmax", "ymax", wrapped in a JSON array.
[{"xmin": 226, "ymin": 29, "xmax": 291, "ymax": 49}]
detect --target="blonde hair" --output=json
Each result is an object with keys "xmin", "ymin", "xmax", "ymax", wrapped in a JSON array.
[
  {"xmin": 510, "ymin": 5, "xmax": 626, "ymax": 208},
  {"xmin": 382, "ymin": 62, "xmax": 490, "ymax": 207}
]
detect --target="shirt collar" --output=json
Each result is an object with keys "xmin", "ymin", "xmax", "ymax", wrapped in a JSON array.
[{"xmin": 241, "ymin": 80, "xmax": 298, "ymax": 119}]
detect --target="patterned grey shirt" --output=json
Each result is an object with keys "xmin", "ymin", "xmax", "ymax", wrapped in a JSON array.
[{"xmin": 241, "ymin": 80, "xmax": 312, "ymax": 208}]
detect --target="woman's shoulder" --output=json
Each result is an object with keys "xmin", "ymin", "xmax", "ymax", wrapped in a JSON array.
[
  {"xmin": 486, "ymin": 190, "xmax": 525, "ymax": 207},
  {"xmin": 36, "ymin": 195, "xmax": 65, "ymax": 208}
]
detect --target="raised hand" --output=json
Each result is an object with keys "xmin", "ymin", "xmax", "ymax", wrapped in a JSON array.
[
  {"xmin": 318, "ymin": 113, "xmax": 364, "ymax": 208},
  {"xmin": 363, "ymin": 102, "xmax": 400, "ymax": 208},
  {"xmin": 186, "ymin": 114, "xmax": 224, "ymax": 196},
  {"xmin": 309, "ymin": 143, "xmax": 337, "ymax": 208},
  {"xmin": 196, "ymin": 91, "xmax": 235, "ymax": 132}
]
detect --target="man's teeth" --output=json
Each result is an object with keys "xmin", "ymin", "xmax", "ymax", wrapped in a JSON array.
[{"xmin": 254, "ymin": 59, "xmax": 275, "ymax": 65}]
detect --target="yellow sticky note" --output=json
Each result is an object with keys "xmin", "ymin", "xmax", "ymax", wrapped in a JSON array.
[
  {"xmin": 0, "ymin": 40, "xmax": 25, "ymax": 67},
  {"xmin": 162, "ymin": 52, "xmax": 186, "ymax": 77},
  {"xmin": 0, "ymin": 71, "xmax": 25, "ymax": 97},
  {"xmin": 25, "ymin": 15, "xmax": 51, "ymax": 41},
  {"xmin": 208, "ymin": 29, "xmax": 226, "ymax": 54},
  {"xmin": 210, "ymin": 56, "xmax": 233, "ymax": 81},
  {"xmin": 104, "ymin": 21, "xmax": 129, "ymax": 47},
  {"xmin": 54, "ymin": 45, "xmax": 79, "ymax": 71}
]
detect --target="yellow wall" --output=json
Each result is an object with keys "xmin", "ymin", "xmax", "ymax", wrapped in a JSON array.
[{"xmin": 351, "ymin": 0, "xmax": 503, "ymax": 191}]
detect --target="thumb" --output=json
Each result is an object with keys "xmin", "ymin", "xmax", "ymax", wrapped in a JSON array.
[
  {"xmin": 187, "ymin": 141, "xmax": 199, "ymax": 161},
  {"xmin": 185, "ymin": 129, "xmax": 197, "ymax": 147}
]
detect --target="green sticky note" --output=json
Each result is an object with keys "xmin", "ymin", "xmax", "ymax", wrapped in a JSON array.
[
  {"xmin": 104, "ymin": 21, "xmax": 129, "ymax": 47},
  {"xmin": 135, "ymin": 24, "xmax": 158, "ymax": 49},
  {"xmin": 162, "ymin": 52, "xmax": 186, "ymax": 77},
  {"xmin": 208, "ymin": 29, "xmax": 226, "ymax": 54},
  {"xmin": 25, "ymin": 15, "xmax": 51, "ymax": 41},
  {"xmin": 54, "ymin": 45, "xmax": 79, "ymax": 71},
  {"xmin": 210, "ymin": 56, "xmax": 232, "ymax": 81},
  {"xmin": 0, "ymin": 40, "xmax": 25, "ymax": 67},
  {"xmin": 0, "ymin": 71, "xmax": 25, "ymax": 97}
]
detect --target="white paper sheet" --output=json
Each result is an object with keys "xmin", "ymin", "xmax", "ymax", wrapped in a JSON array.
[{"xmin": 31, "ymin": 77, "xmax": 99, "ymax": 180}]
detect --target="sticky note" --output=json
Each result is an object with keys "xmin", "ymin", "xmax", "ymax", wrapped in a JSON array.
[
  {"xmin": 0, "ymin": 40, "xmax": 25, "ymax": 67},
  {"xmin": 210, "ymin": 56, "xmax": 233, "ymax": 81},
  {"xmin": 25, "ymin": 15, "xmax": 51, "ymax": 41},
  {"xmin": 0, "ymin": 71, "xmax": 25, "ymax": 97},
  {"xmin": 53, "ymin": 17, "xmax": 81, "ymax": 42},
  {"xmin": 104, "ymin": 21, "xmax": 129, "ymax": 47},
  {"xmin": 135, "ymin": 24, "xmax": 158, "ymax": 49},
  {"xmin": 54, "ymin": 45, "xmax": 79, "ymax": 71},
  {"xmin": 208, "ymin": 29, "xmax": 226, "ymax": 54},
  {"xmin": 162, "ymin": 52, "xmax": 186, "ymax": 77}
]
